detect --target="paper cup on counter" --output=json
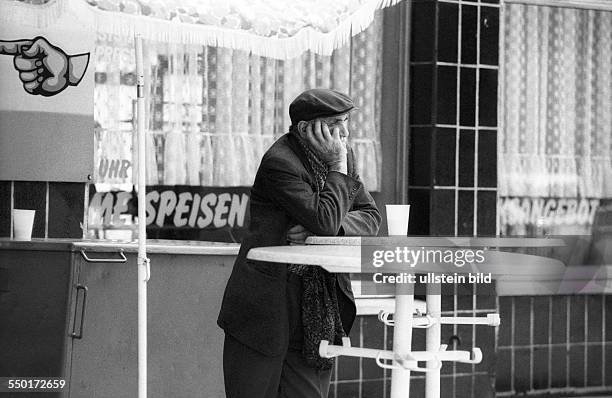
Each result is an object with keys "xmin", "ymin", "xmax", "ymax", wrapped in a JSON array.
[
  {"xmin": 13, "ymin": 209, "xmax": 35, "ymax": 240},
  {"xmin": 385, "ymin": 204, "xmax": 410, "ymax": 236}
]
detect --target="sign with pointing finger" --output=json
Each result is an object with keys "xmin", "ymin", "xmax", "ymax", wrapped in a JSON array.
[
  {"xmin": 1, "ymin": 37, "xmax": 90, "ymax": 97},
  {"xmin": 0, "ymin": 21, "xmax": 94, "ymax": 182}
]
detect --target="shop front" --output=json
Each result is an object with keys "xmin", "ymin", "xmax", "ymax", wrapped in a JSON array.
[{"xmin": 1, "ymin": 0, "xmax": 611, "ymax": 397}]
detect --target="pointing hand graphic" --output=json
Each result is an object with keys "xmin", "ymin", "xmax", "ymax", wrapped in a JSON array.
[{"xmin": 0, "ymin": 36, "xmax": 90, "ymax": 97}]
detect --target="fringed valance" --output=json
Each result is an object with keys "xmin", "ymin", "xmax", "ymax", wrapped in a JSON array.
[
  {"xmin": 2, "ymin": 0, "xmax": 400, "ymax": 59},
  {"xmin": 1, "ymin": 0, "xmax": 68, "ymax": 29}
]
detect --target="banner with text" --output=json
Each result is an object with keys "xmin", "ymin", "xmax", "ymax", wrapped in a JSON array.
[
  {"xmin": 88, "ymin": 185, "xmax": 250, "ymax": 242},
  {"xmin": 499, "ymin": 197, "xmax": 600, "ymax": 236}
]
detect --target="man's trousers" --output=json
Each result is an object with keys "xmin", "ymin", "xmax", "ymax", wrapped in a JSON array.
[{"xmin": 223, "ymin": 272, "xmax": 332, "ymax": 398}]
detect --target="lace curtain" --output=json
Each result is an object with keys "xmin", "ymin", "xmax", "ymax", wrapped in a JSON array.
[
  {"xmin": 94, "ymin": 14, "xmax": 382, "ymax": 190},
  {"xmin": 500, "ymin": 4, "xmax": 612, "ymax": 198}
]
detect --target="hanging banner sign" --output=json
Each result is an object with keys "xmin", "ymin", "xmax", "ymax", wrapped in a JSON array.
[
  {"xmin": 144, "ymin": 187, "xmax": 249, "ymax": 229},
  {"xmin": 499, "ymin": 197, "xmax": 600, "ymax": 227},
  {"xmin": 89, "ymin": 186, "xmax": 251, "ymax": 242}
]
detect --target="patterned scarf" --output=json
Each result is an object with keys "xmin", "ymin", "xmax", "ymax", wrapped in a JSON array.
[{"xmin": 288, "ymin": 128, "xmax": 346, "ymax": 370}]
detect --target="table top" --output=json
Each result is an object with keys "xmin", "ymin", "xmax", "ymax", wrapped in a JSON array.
[
  {"xmin": 305, "ymin": 236, "xmax": 567, "ymax": 247},
  {"xmin": 246, "ymin": 245, "xmax": 567, "ymax": 277}
]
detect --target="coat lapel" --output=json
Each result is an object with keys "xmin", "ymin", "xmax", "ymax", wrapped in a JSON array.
[{"xmin": 286, "ymin": 132, "xmax": 319, "ymax": 190}]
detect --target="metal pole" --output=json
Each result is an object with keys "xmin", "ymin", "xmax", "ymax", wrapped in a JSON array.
[
  {"xmin": 135, "ymin": 34, "xmax": 149, "ymax": 398},
  {"xmin": 387, "ymin": 206, "xmax": 414, "ymax": 398},
  {"xmin": 390, "ymin": 291, "xmax": 414, "ymax": 398},
  {"xmin": 426, "ymin": 285, "xmax": 441, "ymax": 397}
]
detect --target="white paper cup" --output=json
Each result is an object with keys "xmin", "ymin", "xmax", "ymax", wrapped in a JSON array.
[
  {"xmin": 385, "ymin": 204, "xmax": 410, "ymax": 236},
  {"xmin": 13, "ymin": 209, "xmax": 35, "ymax": 240}
]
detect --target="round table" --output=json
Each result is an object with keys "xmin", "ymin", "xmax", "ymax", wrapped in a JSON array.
[{"xmin": 247, "ymin": 237, "xmax": 567, "ymax": 398}]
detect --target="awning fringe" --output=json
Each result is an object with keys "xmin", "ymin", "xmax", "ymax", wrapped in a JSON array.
[
  {"xmin": 1, "ymin": 0, "xmax": 402, "ymax": 59},
  {"xmin": 0, "ymin": 0, "xmax": 68, "ymax": 30}
]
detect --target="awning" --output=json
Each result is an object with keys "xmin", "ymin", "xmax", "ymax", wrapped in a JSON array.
[{"xmin": 2, "ymin": 0, "xmax": 401, "ymax": 58}]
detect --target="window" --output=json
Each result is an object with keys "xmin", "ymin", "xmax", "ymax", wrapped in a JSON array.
[
  {"xmin": 93, "ymin": 15, "xmax": 384, "ymax": 191},
  {"xmin": 499, "ymin": 3, "xmax": 612, "ymax": 237}
]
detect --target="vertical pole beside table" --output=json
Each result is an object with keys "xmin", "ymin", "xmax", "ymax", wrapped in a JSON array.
[
  {"xmin": 426, "ymin": 286, "xmax": 441, "ymax": 397},
  {"xmin": 390, "ymin": 291, "xmax": 413, "ymax": 397},
  {"xmin": 387, "ymin": 211, "xmax": 415, "ymax": 397}
]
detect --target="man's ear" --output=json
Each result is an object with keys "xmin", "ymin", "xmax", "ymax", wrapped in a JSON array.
[{"xmin": 297, "ymin": 121, "xmax": 308, "ymax": 136}]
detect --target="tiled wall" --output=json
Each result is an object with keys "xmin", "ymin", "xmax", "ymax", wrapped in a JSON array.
[
  {"xmin": 0, "ymin": 181, "xmax": 87, "ymax": 239},
  {"xmin": 497, "ymin": 295, "xmax": 612, "ymax": 396},
  {"xmin": 408, "ymin": 0, "xmax": 499, "ymax": 237}
]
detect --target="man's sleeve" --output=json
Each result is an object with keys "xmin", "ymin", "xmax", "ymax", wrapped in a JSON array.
[
  {"xmin": 339, "ymin": 177, "xmax": 382, "ymax": 236},
  {"xmin": 337, "ymin": 146, "xmax": 381, "ymax": 236},
  {"xmin": 259, "ymin": 156, "xmax": 362, "ymax": 236}
]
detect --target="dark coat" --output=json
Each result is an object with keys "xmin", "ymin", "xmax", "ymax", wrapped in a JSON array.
[{"xmin": 217, "ymin": 132, "xmax": 381, "ymax": 356}]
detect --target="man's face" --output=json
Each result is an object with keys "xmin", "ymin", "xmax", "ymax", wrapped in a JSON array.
[{"xmin": 317, "ymin": 113, "xmax": 350, "ymax": 144}]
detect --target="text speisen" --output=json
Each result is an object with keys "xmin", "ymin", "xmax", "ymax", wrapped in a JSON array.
[{"xmin": 89, "ymin": 190, "xmax": 249, "ymax": 228}]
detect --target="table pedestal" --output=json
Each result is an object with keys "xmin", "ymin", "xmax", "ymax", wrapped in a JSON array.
[
  {"xmin": 426, "ymin": 285, "xmax": 442, "ymax": 398},
  {"xmin": 390, "ymin": 292, "xmax": 414, "ymax": 398}
]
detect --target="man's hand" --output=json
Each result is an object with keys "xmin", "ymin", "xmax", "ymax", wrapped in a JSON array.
[
  {"xmin": 287, "ymin": 224, "xmax": 314, "ymax": 243},
  {"xmin": 1, "ymin": 37, "xmax": 90, "ymax": 97},
  {"xmin": 303, "ymin": 120, "xmax": 348, "ymax": 174}
]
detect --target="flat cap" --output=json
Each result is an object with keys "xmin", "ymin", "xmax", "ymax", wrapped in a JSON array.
[{"xmin": 289, "ymin": 88, "xmax": 356, "ymax": 125}]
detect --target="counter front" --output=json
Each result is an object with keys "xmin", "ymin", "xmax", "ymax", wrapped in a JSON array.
[{"xmin": 0, "ymin": 238, "xmax": 239, "ymax": 398}]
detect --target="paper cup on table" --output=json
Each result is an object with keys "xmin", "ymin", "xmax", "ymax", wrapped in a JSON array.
[
  {"xmin": 13, "ymin": 209, "xmax": 35, "ymax": 240},
  {"xmin": 385, "ymin": 204, "xmax": 410, "ymax": 236}
]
